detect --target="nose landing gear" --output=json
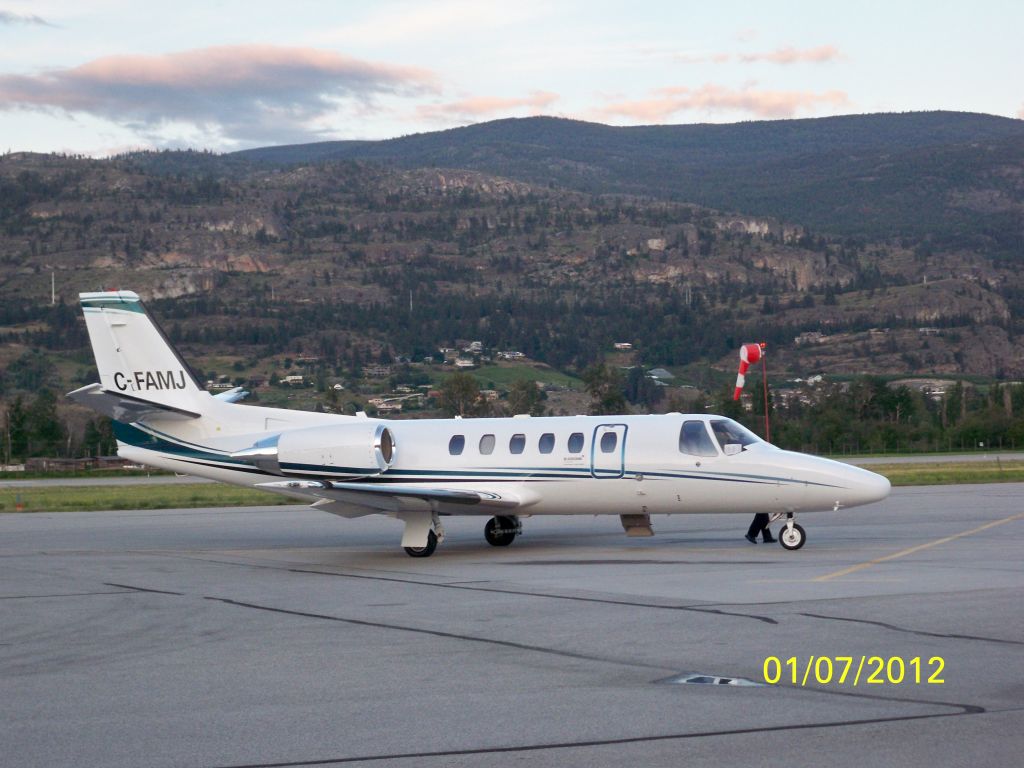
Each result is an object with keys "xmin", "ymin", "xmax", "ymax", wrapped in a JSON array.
[
  {"xmin": 484, "ymin": 515, "xmax": 521, "ymax": 547},
  {"xmin": 774, "ymin": 511, "xmax": 806, "ymax": 550}
]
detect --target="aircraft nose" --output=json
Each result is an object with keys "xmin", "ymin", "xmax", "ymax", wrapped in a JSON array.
[{"xmin": 840, "ymin": 465, "xmax": 891, "ymax": 507}]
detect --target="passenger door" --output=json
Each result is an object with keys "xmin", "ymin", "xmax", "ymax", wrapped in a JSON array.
[{"xmin": 591, "ymin": 424, "xmax": 627, "ymax": 478}]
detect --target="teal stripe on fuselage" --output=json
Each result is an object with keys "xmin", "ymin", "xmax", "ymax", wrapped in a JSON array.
[
  {"xmin": 114, "ymin": 422, "xmax": 249, "ymax": 466},
  {"xmin": 114, "ymin": 423, "xmax": 840, "ymax": 488}
]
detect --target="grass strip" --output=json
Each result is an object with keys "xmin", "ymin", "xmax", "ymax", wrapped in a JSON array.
[
  {"xmin": 871, "ymin": 460, "xmax": 1024, "ymax": 486},
  {"xmin": 0, "ymin": 484, "xmax": 304, "ymax": 513}
]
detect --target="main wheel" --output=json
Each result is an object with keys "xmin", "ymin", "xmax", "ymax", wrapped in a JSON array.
[
  {"xmin": 484, "ymin": 516, "xmax": 517, "ymax": 547},
  {"xmin": 778, "ymin": 523, "xmax": 806, "ymax": 551},
  {"xmin": 404, "ymin": 530, "xmax": 438, "ymax": 558}
]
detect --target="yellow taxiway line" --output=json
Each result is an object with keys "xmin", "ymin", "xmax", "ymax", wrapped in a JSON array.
[{"xmin": 814, "ymin": 511, "xmax": 1024, "ymax": 582}]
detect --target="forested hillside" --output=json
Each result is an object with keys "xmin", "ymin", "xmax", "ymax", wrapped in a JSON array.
[{"xmin": 1, "ymin": 111, "xmax": 1023, "ymax": 460}]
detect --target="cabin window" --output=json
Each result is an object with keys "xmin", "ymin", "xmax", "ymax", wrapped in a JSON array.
[
  {"xmin": 710, "ymin": 419, "xmax": 760, "ymax": 452},
  {"xmin": 509, "ymin": 433, "xmax": 526, "ymax": 454},
  {"xmin": 679, "ymin": 420, "xmax": 718, "ymax": 457},
  {"xmin": 567, "ymin": 432, "xmax": 584, "ymax": 453},
  {"xmin": 479, "ymin": 434, "xmax": 496, "ymax": 455},
  {"xmin": 600, "ymin": 432, "xmax": 618, "ymax": 453},
  {"xmin": 538, "ymin": 433, "xmax": 555, "ymax": 454},
  {"xmin": 448, "ymin": 435, "xmax": 465, "ymax": 455}
]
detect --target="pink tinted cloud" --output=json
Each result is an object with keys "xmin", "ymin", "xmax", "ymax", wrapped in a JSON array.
[
  {"xmin": 1018, "ymin": 104, "xmax": 1024, "ymax": 119},
  {"xmin": 417, "ymin": 90, "xmax": 558, "ymax": 121},
  {"xmin": 0, "ymin": 45, "xmax": 437, "ymax": 144},
  {"xmin": 598, "ymin": 84, "xmax": 850, "ymax": 121},
  {"xmin": 740, "ymin": 45, "xmax": 841, "ymax": 64}
]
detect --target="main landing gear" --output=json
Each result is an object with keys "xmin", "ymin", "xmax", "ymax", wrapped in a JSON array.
[
  {"xmin": 772, "ymin": 511, "xmax": 806, "ymax": 551},
  {"xmin": 402, "ymin": 512, "xmax": 444, "ymax": 558},
  {"xmin": 404, "ymin": 530, "xmax": 438, "ymax": 558},
  {"xmin": 484, "ymin": 516, "xmax": 521, "ymax": 547}
]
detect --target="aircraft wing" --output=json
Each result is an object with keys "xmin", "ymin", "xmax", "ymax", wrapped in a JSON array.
[
  {"xmin": 67, "ymin": 383, "xmax": 201, "ymax": 422},
  {"xmin": 257, "ymin": 479, "xmax": 525, "ymax": 518}
]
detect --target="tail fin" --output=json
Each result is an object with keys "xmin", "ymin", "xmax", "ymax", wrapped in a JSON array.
[{"xmin": 72, "ymin": 290, "xmax": 208, "ymax": 420}]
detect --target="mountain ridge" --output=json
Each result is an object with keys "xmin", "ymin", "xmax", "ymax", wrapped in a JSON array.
[{"xmin": 227, "ymin": 111, "xmax": 1024, "ymax": 244}]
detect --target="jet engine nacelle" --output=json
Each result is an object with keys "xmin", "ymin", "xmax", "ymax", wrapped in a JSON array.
[{"xmin": 231, "ymin": 422, "xmax": 395, "ymax": 478}]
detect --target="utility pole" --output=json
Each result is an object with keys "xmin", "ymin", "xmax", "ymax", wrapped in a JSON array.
[{"xmin": 51, "ymin": 272, "xmax": 56, "ymax": 305}]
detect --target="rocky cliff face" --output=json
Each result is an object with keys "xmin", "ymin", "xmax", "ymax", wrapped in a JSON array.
[{"xmin": 2, "ymin": 151, "xmax": 1023, "ymax": 378}]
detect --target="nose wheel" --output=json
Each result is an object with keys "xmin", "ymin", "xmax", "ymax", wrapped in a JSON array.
[
  {"xmin": 484, "ymin": 516, "xmax": 520, "ymax": 547},
  {"xmin": 778, "ymin": 517, "xmax": 806, "ymax": 550}
]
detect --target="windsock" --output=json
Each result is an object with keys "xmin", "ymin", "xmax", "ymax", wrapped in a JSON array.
[{"xmin": 733, "ymin": 343, "xmax": 764, "ymax": 400}]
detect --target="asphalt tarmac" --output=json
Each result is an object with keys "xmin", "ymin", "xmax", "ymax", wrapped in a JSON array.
[{"xmin": 2, "ymin": 484, "xmax": 1022, "ymax": 768}]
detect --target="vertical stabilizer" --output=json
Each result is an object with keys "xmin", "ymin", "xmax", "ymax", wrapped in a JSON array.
[{"xmin": 79, "ymin": 290, "xmax": 206, "ymax": 414}]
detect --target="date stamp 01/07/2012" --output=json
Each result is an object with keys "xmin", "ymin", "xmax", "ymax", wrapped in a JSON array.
[{"xmin": 763, "ymin": 656, "xmax": 945, "ymax": 687}]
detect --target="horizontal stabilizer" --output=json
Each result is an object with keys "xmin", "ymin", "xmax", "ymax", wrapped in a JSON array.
[
  {"xmin": 213, "ymin": 387, "xmax": 250, "ymax": 403},
  {"xmin": 257, "ymin": 479, "xmax": 524, "ymax": 514},
  {"xmin": 67, "ymin": 383, "xmax": 201, "ymax": 423}
]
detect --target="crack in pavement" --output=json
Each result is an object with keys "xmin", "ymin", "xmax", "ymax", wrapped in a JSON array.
[
  {"xmin": 205, "ymin": 596, "xmax": 675, "ymax": 672},
  {"xmin": 201, "ymin": 705, "xmax": 986, "ymax": 768},
  {"xmin": 800, "ymin": 611, "xmax": 1024, "ymax": 646}
]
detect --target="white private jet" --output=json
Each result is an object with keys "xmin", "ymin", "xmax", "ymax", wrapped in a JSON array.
[{"xmin": 68, "ymin": 290, "xmax": 890, "ymax": 557}]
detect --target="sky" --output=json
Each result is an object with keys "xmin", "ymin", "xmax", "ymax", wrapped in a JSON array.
[{"xmin": 0, "ymin": 0, "xmax": 1021, "ymax": 156}]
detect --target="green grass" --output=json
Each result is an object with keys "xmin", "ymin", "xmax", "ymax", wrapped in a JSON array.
[
  {"xmin": 0, "ymin": 484, "xmax": 304, "ymax": 513},
  {"xmin": 469, "ymin": 364, "xmax": 582, "ymax": 389},
  {"xmin": 871, "ymin": 460, "xmax": 1024, "ymax": 486}
]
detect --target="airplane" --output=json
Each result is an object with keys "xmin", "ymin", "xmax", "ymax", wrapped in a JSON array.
[{"xmin": 68, "ymin": 290, "xmax": 891, "ymax": 557}]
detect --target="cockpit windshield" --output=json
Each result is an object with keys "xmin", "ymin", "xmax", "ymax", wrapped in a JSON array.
[
  {"xmin": 678, "ymin": 420, "xmax": 718, "ymax": 457},
  {"xmin": 710, "ymin": 419, "xmax": 761, "ymax": 453}
]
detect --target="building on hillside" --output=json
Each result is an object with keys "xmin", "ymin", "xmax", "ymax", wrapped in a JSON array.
[{"xmin": 794, "ymin": 331, "xmax": 826, "ymax": 345}]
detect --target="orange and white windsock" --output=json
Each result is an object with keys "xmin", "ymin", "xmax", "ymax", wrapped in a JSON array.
[{"xmin": 733, "ymin": 343, "xmax": 764, "ymax": 400}]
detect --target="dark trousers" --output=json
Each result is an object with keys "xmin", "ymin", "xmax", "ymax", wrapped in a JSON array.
[{"xmin": 747, "ymin": 513, "xmax": 771, "ymax": 541}]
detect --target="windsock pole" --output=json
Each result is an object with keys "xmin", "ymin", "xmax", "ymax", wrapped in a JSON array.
[{"xmin": 761, "ymin": 347, "xmax": 770, "ymax": 442}]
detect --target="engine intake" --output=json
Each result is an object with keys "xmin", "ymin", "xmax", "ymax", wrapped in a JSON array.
[{"xmin": 232, "ymin": 422, "xmax": 396, "ymax": 477}]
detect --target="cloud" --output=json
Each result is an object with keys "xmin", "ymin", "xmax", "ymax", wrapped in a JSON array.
[
  {"xmin": 597, "ymin": 84, "xmax": 850, "ymax": 122},
  {"xmin": 675, "ymin": 45, "xmax": 840, "ymax": 66},
  {"xmin": 0, "ymin": 10, "xmax": 54, "ymax": 26},
  {"xmin": 416, "ymin": 91, "xmax": 559, "ymax": 122},
  {"xmin": 1018, "ymin": 104, "xmax": 1024, "ymax": 119},
  {"xmin": 0, "ymin": 45, "xmax": 438, "ymax": 146},
  {"xmin": 740, "ymin": 45, "xmax": 840, "ymax": 64}
]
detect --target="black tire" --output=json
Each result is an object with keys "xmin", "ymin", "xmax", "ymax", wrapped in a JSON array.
[
  {"xmin": 778, "ymin": 523, "xmax": 806, "ymax": 551},
  {"xmin": 404, "ymin": 530, "xmax": 438, "ymax": 557},
  {"xmin": 484, "ymin": 516, "xmax": 517, "ymax": 547}
]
